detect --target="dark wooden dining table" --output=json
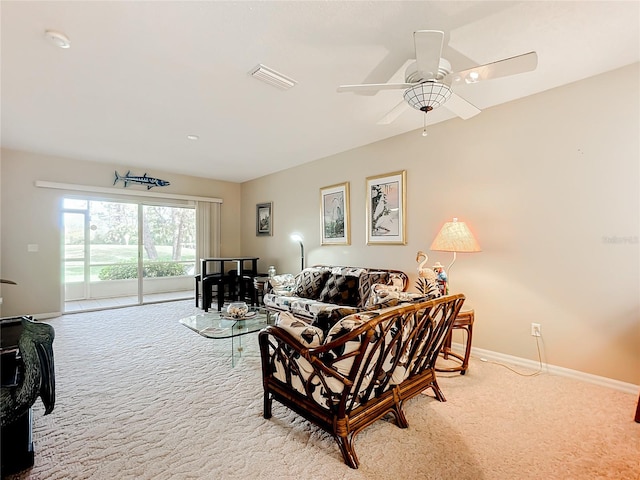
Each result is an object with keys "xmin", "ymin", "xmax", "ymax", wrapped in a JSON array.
[{"xmin": 198, "ymin": 257, "xmax": 259, "ymax": 309}]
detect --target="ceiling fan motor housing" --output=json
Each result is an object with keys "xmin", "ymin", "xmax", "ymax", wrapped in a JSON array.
[{"xmin": 404, "ymin": 58, "xmax": 452, "ymax": 84}]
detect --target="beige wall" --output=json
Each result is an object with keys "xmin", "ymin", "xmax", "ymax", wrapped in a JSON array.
[
  {"xmin": 241, "ymin": 63, "xmax": 640, "ymax": 385},
  {"xmin": 0, "ymin": 149, "xmax": 242, "ymax": 317},
  {"xmin": 1, "ymin": 64, "xmax": 637, "ymax": 384}
]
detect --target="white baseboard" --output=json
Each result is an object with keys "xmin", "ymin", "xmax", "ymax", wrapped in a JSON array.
[
  {"xmin": 32, "ymin": 311, "xmax": 62, "ymax": 320},
  {"xmin": 448, "ymin": 342, "xmax": 640, "ymax": 395}
]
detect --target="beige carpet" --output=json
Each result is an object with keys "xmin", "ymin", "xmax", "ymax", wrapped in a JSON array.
[{"xmin": 7, "ymin": 301, "xmax": 639, "ymax": 480}]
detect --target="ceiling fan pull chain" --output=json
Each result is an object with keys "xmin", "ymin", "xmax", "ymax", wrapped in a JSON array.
[{"xmin": 422, "ymin": 111, "xmax": 428, "ymax": 137}]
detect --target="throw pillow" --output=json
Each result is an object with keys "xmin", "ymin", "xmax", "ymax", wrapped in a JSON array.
[
  {"xmin": 330, "ymin": 266, "xmax": 366, "ymax": 277},
  {"xmin": 357, "ymin": 271, "xmax": 389, "ymax": 308},
  {"xmin": 364, "ymin": 283, "xmax": 402, "ymax": 308},
  {"xmin": 294, "ymin": 267, "xmax": 330, "ymax": 299},
  {"xmin": 269, "ymin": 274, "xmax": 297, "ymax": 296},
  {"xmin": 275, "ymin": 311, "xmax": 325, "ymax": 347},
  {"xmin": 388, "ymin": 272, "xmax": 407, "ymax": 290},
  {"xmin": 318, "ymin": 274, "xmax": 360, "ymax": 306}
]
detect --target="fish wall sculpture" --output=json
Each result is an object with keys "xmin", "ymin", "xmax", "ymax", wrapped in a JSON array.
[{"xmin": 113, "ymin": 171, "xmax": 170, "ymax": 190}]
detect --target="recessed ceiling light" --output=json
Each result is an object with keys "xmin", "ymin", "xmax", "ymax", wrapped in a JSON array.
[
  {"xmin": 44, "ymin": 30, "xmax": 71, "ymax": 49},
  {"xmin": 187, "ymin": 135, "xmax": 199, "ymax": 141}
]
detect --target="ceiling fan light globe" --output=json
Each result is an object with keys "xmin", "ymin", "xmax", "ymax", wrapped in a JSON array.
[{"xmin": 403, "ymin": 82, "xmax": 452, "ymax": 112}]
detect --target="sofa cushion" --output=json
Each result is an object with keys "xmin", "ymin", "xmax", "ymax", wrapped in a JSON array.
[
  {"xmin": 312, "ymin": 306, "xmax": 361, "ymax": 337},
  {"xmin": 294, "ymin": 267, "xmax": 330, "ymax": 299},
  {"xmin": 263, "ymin": 292, "xmax": 295, "ymax": 312},
  {"xmin": 318, "ymin": 274, "xmax": 360, "ymax": 306},
  {"xmin": 321, "ymin": 312, "xmax": 380, "ymax": 374},
  {"xmin": 275, "ymin": 311, "xmax": 324, "ymax": 347},
  {"xmin": 364, "ymin": 295, "xmax": 400, "ymax": 311},
  {"xmin": 289, "ymin": 298, "xmax": 336, "ymax": 321}
]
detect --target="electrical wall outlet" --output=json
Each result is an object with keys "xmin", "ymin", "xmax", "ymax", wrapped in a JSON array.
[{"xmin": 531, "ymin": 323, "xmax": 541, "ymax": 337}]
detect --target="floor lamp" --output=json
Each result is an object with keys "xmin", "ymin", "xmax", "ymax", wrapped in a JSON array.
[
  {"xmin": 290, "ymin": 234, "xmax": 305, "ymax": 271},
  {"xmin": 430, "ymin": 218, "xmax": 481, "ymax": 293}
]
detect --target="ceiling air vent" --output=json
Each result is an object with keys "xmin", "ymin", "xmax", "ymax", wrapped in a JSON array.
[{"xmin": 249, "ymin": 64, "xmax": 297, "ymax": 90}]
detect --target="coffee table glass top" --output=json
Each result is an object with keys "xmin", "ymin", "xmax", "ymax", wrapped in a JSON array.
[{"xmin": 179, "ymin": 307, "xmax": 272, "ymax": 339}]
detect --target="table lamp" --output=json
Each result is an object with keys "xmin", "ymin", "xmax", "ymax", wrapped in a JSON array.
[{"xmin": 430, "ymin": 218, "xmax": 481, "ymax": 293}]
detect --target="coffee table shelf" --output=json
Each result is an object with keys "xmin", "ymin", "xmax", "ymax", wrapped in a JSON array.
[{"xmin": 180, "ymin": 307, "xmax": 273, "ymax": 366}]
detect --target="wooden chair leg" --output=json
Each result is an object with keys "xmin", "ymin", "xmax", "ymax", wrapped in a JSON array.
[
  {"xmin": 426, "ymin": 378, "xmax": 447, "ymax": 402},
  {"xmin": 335, "ymin": 434, "xmax": 359, "ymax": 469},
  {"xmin": 263, "ymin": 392, "xmax": 273, "ymax": 419},
  {"xmin": 460, "ymin": 324, "xmax": 473, "ymax": 375},
  {"xmin": 392, "ymin": 403, "xmax": 409, "ymax": 429}
]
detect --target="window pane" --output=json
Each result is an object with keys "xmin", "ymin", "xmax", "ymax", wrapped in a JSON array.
[
  {"xmin": 64, "ymin": 261, "xmax": 84, "ymax": 282},
  {"xmin": 142, "ymin": 205, "xmax": 196, "ymax": 270},
  {"xmin": 89, "ymin": 201, "xmax": 138, "ymax": 265}
]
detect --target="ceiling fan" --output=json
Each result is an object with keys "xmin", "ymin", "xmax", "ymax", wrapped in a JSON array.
[{"xmin": 337, "ymin": 30, "xmax": 538, "ymax": 132}]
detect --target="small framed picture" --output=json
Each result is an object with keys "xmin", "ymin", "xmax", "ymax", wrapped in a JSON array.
[
  {"xmin": 366, "ymin": 170, "xmax": 406, "ymax": 245},
  {"xmin": 256, "ymin": 202, "xmax": 273, "ymax": 236},
  {"xmin": 320, "ymin": 182, "xmax": 350, "ymax": 245}
]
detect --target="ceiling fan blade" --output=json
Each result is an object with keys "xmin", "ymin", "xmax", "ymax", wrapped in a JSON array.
[
  {"xmin": 414, "ymin": 30, "xmax": 444, "ymax": 79},
  {"xmin": 377, "ymin": 100, "xmax": 410, "ymax": 125},
  {"xmin": 337, "ymin": 82, "xmax": 415, "ymax": 93},
  {"xmin": 443, "ymin": 93, "xmax": 481, "ymax": 120},
  {"xmin": 447, "ymin": 51, "xmax": 538, "ymax": 84}
]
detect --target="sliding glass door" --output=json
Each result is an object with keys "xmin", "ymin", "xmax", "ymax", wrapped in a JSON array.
[
  {"xmin": 63, "ymin": 197, "xmax": 195, "ymax": 311},
  {"xmin": 140, "ymin": 204, "xmax": 195, "ymax": 304}
]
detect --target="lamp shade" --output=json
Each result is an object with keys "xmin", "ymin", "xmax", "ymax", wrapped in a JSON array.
[{"xmin": 430, "ymin": 218, "xmax": 481, "ymax": 253}]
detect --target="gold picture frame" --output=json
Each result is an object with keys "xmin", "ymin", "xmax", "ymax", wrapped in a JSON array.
[
  {"xmin": 320, "ymin": 182, "xmax": 350, "ymax": 245},
  {"xmin": 366, "ymin": 170, "xmax": 406, "ymax": 245}
]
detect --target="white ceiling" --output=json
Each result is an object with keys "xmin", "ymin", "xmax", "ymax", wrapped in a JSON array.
[{"xmin": 2, "ymin": 1, "xmax": 639, "ymax": 183}]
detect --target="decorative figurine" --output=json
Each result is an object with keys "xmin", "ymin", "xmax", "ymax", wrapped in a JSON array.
[
  {"xmin": 415, "ymin": 251, "xmax": 436, "ymax": 281},
  {"xmin": 432, "ymin": 262, "xmax": 448, "ymax": 295},
  {"xmin": 415, "ymin": 251, "xmax": 439, "ymax": 295}
]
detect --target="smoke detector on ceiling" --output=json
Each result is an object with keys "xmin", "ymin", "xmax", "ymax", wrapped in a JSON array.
[{"xmin": 45, "ymin": 30, "xmax": 71, "ymax": 49}]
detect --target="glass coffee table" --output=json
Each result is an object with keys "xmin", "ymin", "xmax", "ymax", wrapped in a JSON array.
[{"xmin": 179, "ymin": 307, "xmax": 274, "ymax": 366}]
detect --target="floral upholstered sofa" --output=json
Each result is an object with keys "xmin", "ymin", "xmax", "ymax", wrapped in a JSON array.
[
  {"xmin": 259, "ymin": 293, "xmax": 466, "ymax": 468},
  {"xmin": 263, "ymin": 265, "xmax": 440, "ymax": 331}
]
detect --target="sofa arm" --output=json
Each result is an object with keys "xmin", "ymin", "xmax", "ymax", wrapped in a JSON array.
[{"xmin": 264, "ymin": 273, "xmax": 297, "ymax": 295}]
